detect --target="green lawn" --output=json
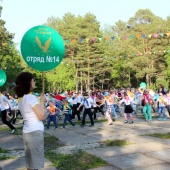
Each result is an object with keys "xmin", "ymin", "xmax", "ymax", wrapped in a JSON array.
[
  {"xmin": 44, "ymin": 134, "xmax": 109, "ymax": 170},
  {"xmin": 0, "ymin": 148, "xmax": 8, "ymax": 153},
  {"xmin": 0, "ymin": 126, "xmax": 10, "ymax": 131},
  {"xmin": 144, "ymin": 132, "xmax": 170, "ymax": 139},
  {"xmin": 0, "ymin": 147, "xmax": 15, "ymax": 160},
  {"xmin": 45, "ymin": 150, "xmax": 108, "ymax": 170},
  {"xmin": 101, "ymin": 139, "xmax": 134, "ymax": 147},
  {"xmin": 44, "ymin": 134, "xmax": 64, "ymax": 150}
]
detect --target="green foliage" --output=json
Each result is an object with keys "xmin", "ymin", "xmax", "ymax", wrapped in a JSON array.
[
  {"xmin": 0, "ymin": 6, "xmax": 22, "ymax": 92},
  {"xmin": 1, "ymin": 6, "xmax": 170, "ymax": 91},
  {"xmin": 45, "ymin": 12, "xmax": 107, "ymax": 91},
  {"xmin": 164, "ymin": 47, "xmax": 170, "ymax": 88},
  {"xmin": 45, "ymin": 62, "xmax": 75, "ymax": 92},
  {"xmin": 105, "ymin": 9, "xmax": 170, "ymax": 88},
  {"xmin": 0, "ymin": 148, "xmax": 8, "ymax": 153}
]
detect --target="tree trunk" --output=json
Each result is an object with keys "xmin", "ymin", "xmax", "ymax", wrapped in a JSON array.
[
  {"xmin": 80, "ymin": 71, "xmax": 83, "ymax": 92},
  {"xmin": 146, "ymin": 73, "xmax": 149, "ymax": 87},
  {"xmin": 86, "ymin": 79, "xmax": 88, "ymax": 91},
  {"xmin": 76, "ymin": 70, "xmax": 78, "ymax": 92},
  {"xmin": 129, "ymin": 70, "xmax": 131, "ymax": 87},
  {"xmin": 87, "ymin": 43, "xmax": 90, "ymax": 92},
  {"xmin": 93, "ymin": 63, "xmax": 95, "ymax": 90}
]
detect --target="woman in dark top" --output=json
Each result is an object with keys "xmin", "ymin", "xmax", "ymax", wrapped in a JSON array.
[{"xmin": 157, "ymin": 84, "xmax": 166, "ymax": 95}]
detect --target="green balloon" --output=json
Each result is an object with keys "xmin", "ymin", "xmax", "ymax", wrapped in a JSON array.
[
  {"xmin": 20, "ymin": 25, "xmax": 65, "ymax": 72},
  {"xmin": 0, "ymin": 69, "xmax": 7, "ymax": 86},
  {"xmin": 140, "ymin": 82, "xmax": 146, "ymax": 88}
]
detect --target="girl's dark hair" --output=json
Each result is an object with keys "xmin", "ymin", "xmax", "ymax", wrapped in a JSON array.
[
  {"xmin": 158, "ymin": 84, "xmax": 163, "ymax": 88},
  {"xmin": 143, "ymin": 90, "xmax": 148, "ymax": 94},
  {"xmin": 91, "ymin": 92, "xmax": 96, "ymax": 96},
  {"xmin": 15, "ymin": 72, "xmax": 34, "ymax": 97},
  {"xmin": 124, "ymin": 92, "xmax": 128, "ymax": 96}
]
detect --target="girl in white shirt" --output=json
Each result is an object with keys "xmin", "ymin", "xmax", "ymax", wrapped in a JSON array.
[{"xmin": 119, "ymin": 92, "xmax": 134, "ymax": 124}]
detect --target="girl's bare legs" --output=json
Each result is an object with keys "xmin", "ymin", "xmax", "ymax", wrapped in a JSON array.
[
  {"xmin": 129, "ymin": 113, "xmax": 133, "ymax": 121},
  {"xmin": 124, "ymin": 113, "xmax": 128, "ymax": 120},
  {"xmin": 106, "ymin": 111, "xmax": 113, "ymax": 125}
]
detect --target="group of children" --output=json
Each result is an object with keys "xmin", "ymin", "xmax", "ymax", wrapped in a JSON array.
[
  {"xmin": 45, "ymin": 90, "xmax": 134, "ymax": 128},
  {"xmin": 45, "ymin": 88, "xmax": 170, "ymax": 129},
  {"xmin": 2, "ymin": 86, "xmax": 170, "ymax": 131}
]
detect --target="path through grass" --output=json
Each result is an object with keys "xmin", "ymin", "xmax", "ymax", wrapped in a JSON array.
[{"xmin": 44, "ymin": 134, "xmax": 108, "ymax": 170}]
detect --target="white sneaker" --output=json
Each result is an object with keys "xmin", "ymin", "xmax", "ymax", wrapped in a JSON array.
[{"xmin": 11, "ymin": 129, "xmax": 16, "ymax": 134}]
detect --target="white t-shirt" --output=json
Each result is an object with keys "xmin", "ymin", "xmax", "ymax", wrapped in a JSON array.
[
  {"xmin": 77, "ymin": 95, "xmax": 83, "ymax": 103},
  {"xmin": 18, "ymin": 94, "xmax": 44, "ymax": 133},
  {"xmin": 119, "ymin": 97, "xmax": 132, "ymax": 105},
  {"xmin": 0, "ymin": 94, "xmax": 12, "ymax": 111},
  {"xmin": 68, "ymin": 98, "xmax": 78, "ymax": 105},
  {"xmin": 166, "ymin": 96, "xmax": 170, "ymax": 105},
  {"xmin": 9, "ymin": 99, "xmax": 18, "ymax": 110},
  {"xmin": 4, "ymin": 102, "xmax": 9, "ymax": 110},
  {"xmin": 80, "ymin": 97, "xmax": 93, "ymax": 109},
  {"xmin": 91, "ymin": 96, "xmax": 97, "ymax": 107}
]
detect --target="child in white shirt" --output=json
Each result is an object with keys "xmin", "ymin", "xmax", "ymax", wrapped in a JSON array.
[
  {"xmin": 157, "ymin": 93, "xmax": 167, "ymax": 120},
  {"xmin": 119, "ymin": 92, "xmax": 135, "ymax": 124}
]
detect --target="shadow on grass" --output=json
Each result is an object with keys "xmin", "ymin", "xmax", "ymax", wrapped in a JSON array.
[
  {"xmin": 0, "ymin": 148, "xmax": 8, "ymax": 153},
  {"xmin": 44, "ymin": 133, "xmax": 64, "ymax": 150},
  {"xmin": 44, "ymin": 134, "xmax": 108, "ymax": 170},
  {"xmin": 101, "ymin": 139, "xmax": 135, "ymax": 147},
  {"xmin": 144, "ymin": 132, "xmax": 170, "ymax": 139},
  {"xmin": 0, "ymin": 148, "xmax": 15, "ymax": 160},
  {"xmin": 45, "ymin": 149, "xmax": 108, "ymax": 170}
]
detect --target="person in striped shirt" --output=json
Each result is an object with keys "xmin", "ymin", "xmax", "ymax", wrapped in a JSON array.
[{"xmin": 62, "ymin": 100, "xmax": 75, "ymax": 128}]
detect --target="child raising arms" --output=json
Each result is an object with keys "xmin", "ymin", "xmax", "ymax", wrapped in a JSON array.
[{"xmin": 119, "ymin": 92, "xmax": 135, "ymax": 124}]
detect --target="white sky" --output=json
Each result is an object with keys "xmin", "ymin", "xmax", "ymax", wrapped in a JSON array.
[{"xmin": 1, "ymin": 0, "xmax": 170, "ymax": 45}]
